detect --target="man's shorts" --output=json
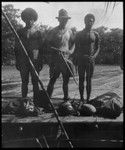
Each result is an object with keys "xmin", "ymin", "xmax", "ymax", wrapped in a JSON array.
[{"xmin": 50, "ymin": 56, "xmax": 74, "ymax": 78}]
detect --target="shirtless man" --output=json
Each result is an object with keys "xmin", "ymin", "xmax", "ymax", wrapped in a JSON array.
[
  {"xmin": 74, "ymin": 13, "xmax": 100, "ymax": 103},
  {"xmin": 44, "ymin": 9, "xmax": 75, "ymax": 101},
  {"xmin": 14, "ymin": 8, "xmax": 43, "ymax": 106}
]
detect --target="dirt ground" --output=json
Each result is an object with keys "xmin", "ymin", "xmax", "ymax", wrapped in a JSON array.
[{"xmin": 2, "ymin": 65, "xmax": 123, "ymax": 102}]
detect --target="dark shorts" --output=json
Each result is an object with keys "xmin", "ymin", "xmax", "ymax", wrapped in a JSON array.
[
  {"xmin": 50, "ymin": 57, "xmax": 74, "ymax": 79},
  {"xmin": 78, "ymin": 56, "xmax": 95, "ymax": 78}
]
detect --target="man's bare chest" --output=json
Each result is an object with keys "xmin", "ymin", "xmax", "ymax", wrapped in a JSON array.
[
  {"xmin": 53, "ymin": 29, "xmax": 70, "ymax": 43},
  {"xmin": 80, "ymin": 31, "xmax": 96, "ymax": 43},
  {"xmin": 20, "ymin": 28, "xmax": 40, "ymax": 41}
]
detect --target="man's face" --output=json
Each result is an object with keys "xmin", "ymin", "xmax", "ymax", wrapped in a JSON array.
[
  {"xmin": 85, "ymin": 17, "xmax": 94, "ymax": 29},
  {"xmin": 25, "ymin": 19, "xmax": 35, "ymax": 28},
  {"xmin": 58, "ymin": 18, "xmax": 68, "ymax": 27}
]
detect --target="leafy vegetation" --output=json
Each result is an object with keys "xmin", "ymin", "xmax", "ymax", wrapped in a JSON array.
[
  {"xmin": 2, "ymin": 4, "xmax": 123, "ymax": 66},
  {"xmin": 94, "ymin": 26, "xmax": 123, "ymax": 65}
]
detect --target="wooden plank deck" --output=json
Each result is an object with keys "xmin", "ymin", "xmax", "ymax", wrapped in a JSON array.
[{"xmin": 2, "ymin": 97, "xmax": 123, "ymax": 124}]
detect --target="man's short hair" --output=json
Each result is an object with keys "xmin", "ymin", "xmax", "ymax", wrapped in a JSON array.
[{"xmin": 84, "ymin": 13, "xmax": 95, "ymax": 23}]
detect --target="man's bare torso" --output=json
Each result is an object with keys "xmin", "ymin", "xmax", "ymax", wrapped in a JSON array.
[
  {"xmin": 75, "ymin": 29, "xmax": 99, "ymax": 57},
  {"xmin": 17, "ymin": 25, "xmax": 43, "ymax": 62},
  {"xmin": 47, "ymin": 26, "xmax": 74, "ymax": 58}
]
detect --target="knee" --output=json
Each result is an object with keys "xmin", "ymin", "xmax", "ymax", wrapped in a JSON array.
[
  {"xmin": 79, "ymin": 75, "xmax": 85, "ymax": 84},
  {"xmin": 79, "ymin": 76, "xmax": 85, "ymax": 81},
  {"xmin": 63, "ymin": 81, "xmax": 68, "ymax": 90},
  {"xmin": 63, "ymin": 82, "xmax": 68, "ymax": 87},
  {"xmin": 22, "ymin": 78, "xmax": 29, "ymax": 85},
  {"xmin": 49, "ymin": 77, "xmax": 57, "ymax": 86},
  {"xmin": 63, "ymin": 77, "xmax": 69, "ymax": 85},
  {"xmin": 32, "ymin": 78, "xmax": 38, "ymax": 85},
  {"xmin": 79, "ymin": 82, "xmax": 84, "ymax": 89},
  {"xmin": 86, "ymin": 76, "xmax": 91, "ymax": 84},
  {"xmin": 32, "ymin": 82, "xmax": 39, "ymax": 88}
]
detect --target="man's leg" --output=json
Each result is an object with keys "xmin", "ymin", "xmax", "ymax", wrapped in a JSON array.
[
  {"xmin": 61, "ymin": 60, "xmax": 73, "ymax": 100},
  {"xmin": 62, "ymin": 74, "xmax": 70, "ymax": 101},
  {"xmin": 47, "ymin": 65, "xmax": 60, "ymax": 98},
  {"xmin": 86, "ymin": 76, "xmax": 92, "ymax": 102},
  {"xmin": 49, "ymin": 62, "xmax": 55, "ymax": 79},
  {"xmin": 78, "ymin": 64, "xmax": 85, "ymax": 100},
  {"xmin": 30, "ymin": 62, "xmax": 40, "ymax": 103},
  {"xmin": 30, "ymin": 70, "xmax": 39, "ymax": 102},
  {"xmin": 86, "ymin": 61, "xmax": 95, "ymax": 102},
  {"xmin": 20, "ymin": 65, "xmax": 30, "ymax": 98}
]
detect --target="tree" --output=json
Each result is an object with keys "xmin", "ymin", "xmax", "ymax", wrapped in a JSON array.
[
  {"xmin": 94, "ymin": 26, "xmax": 123, "ymax": 65},
  {"xmin": 2, "ymin": 4, "xmax": 23, "ymax": 65}
]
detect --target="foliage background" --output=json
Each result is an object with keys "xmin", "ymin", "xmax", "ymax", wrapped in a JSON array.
[{"xmin": 2, "ymin": 4, "xmax": 123, "ymax": 66}]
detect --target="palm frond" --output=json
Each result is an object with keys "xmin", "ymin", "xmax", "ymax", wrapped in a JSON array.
[
  {"xmin": 112, "ymin": 2, "xmax": 116, "ymax": 12},
  {"xmin": 104, "ymin": 2, "xmax": 117, "ymax": 15}
]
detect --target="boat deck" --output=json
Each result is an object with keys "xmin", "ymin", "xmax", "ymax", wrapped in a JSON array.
[
  {"xmin": 2, "ymin": 97, "xmax": 123, "ymax": 148},
  {"xmin": 2, "ymin": 97, "xmax": 123, "ymax": 123}
]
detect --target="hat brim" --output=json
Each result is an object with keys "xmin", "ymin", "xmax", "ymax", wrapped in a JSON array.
[{"xmin": 56, "ymin": 16, "xmax": 71, "ymax": 19}]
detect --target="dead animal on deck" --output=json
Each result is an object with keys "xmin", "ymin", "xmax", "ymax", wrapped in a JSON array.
[
  {"xmin": 89, "ymin": 92, "xmax": 123, "ymax": 119},
  {"xmin": 78, "ymin": 103, "xmax": 97, "ymax": 116},
  {"xmin": 2, "ymin": 97, "xmax": 40, "ymax": 117},
  {"xmin": 57, "ymin": 101, "xmax": 80, "ymax": 116}
]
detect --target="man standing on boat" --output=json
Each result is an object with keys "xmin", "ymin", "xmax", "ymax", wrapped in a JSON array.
[
  {"xmin": 74, "ymin": 14, "xmax": 100, "ymax": 103},
  {"xmin": 44, "ymin": 9, "xmax": 75, "ymax": 101},
  {"xmin": 14, "ymin": 8, "xmax": 43, "ymax": 105}
]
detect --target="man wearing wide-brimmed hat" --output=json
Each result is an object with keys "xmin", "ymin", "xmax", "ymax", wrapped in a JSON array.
[
  {"xmin": 44, "ymin": 9, "xmax": 75, "ymax": 101},
  {"xmin": 14, "ymin": 8, "xmax": 44, "ymax": 106}
]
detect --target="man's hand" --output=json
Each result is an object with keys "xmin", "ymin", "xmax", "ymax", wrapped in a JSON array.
[
  {"xmin": 70, "ymin": 53, "xmax": 78, "ymax": 66},
  {"xmin": 89, "ymin": 55, "xmax": 96, "ymax": 61},
  {"xmin": 66, "ymin": 51, "xmax": 72, "ymax": 55},
  {"xmin": 61, "ymin": 50, "xmax": 72, "ymax": 55}
]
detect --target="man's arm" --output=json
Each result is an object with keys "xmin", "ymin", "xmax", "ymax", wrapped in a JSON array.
[
  {"xmin": 42, "ymin": 34, "xmax": 53, "ymax": 55},
  {"xmin": 14, "ymin": 32, "xmax": 22, "ymax": 70},
  {"xmin": 14, "ymin": 38, "xmax": 20, "ymax": 59},
  {"xmin": 92, "ymin": 32, "xmax": 100, "ymax": 59},
  {"xmin": 69, "ymin": 30, "xmax": 76, "ymax": 54},
  {"xmin": 70, "ymin": 32, "xmax": 80, "ymax": 56},
  {"xmin": 69, "ymin": 32, "xmax": 80, "ymax": 66},
  {"xmin": 37, "ymin": 31, "xmax": 44, "ymax": 69}
]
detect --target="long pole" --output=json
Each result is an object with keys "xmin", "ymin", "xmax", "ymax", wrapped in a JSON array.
[{"xmin": 2, "ymin": 10, "xmax": 73, "ymax": 148}]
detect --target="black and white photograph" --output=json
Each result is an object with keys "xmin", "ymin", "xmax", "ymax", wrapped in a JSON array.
[{"xmin": 2, "ymin": 1, "xmax": 123, "ymax": 148}]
